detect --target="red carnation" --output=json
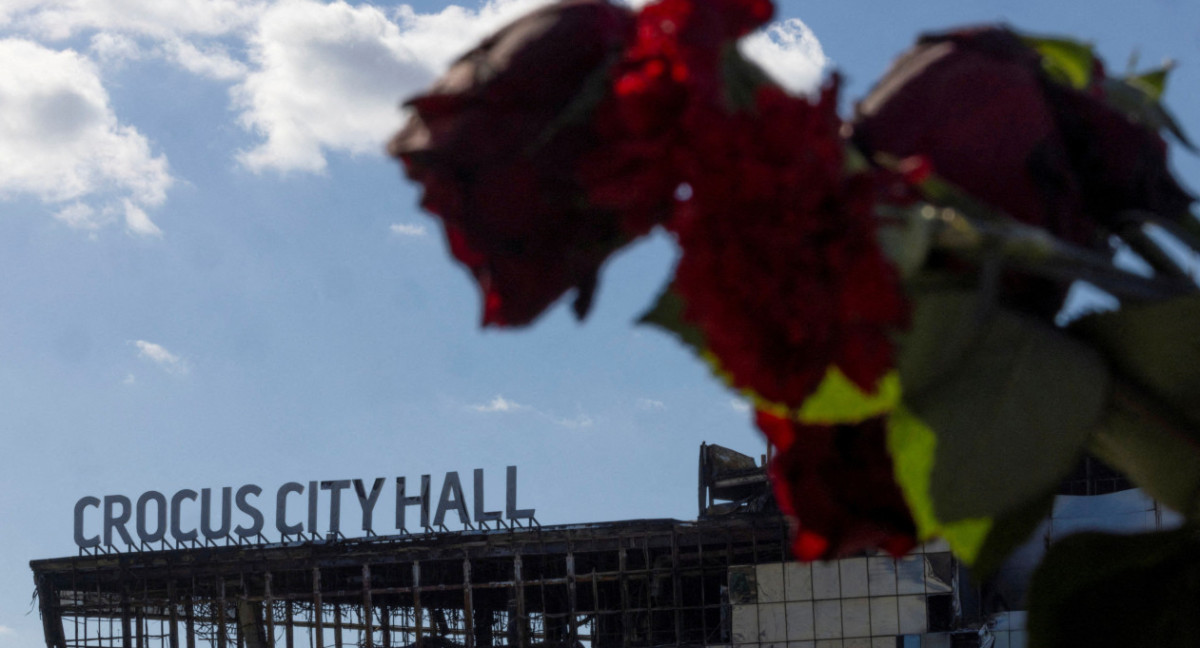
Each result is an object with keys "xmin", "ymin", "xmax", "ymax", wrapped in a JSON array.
[
  {"xmin": 390, "ymin": 0, "xmax": 638, "ymax": 326},
  {"xmin": 757, "ymin": 410, "xmax": 917, "ymax": 561},
  {"xmin": 671, "ymin": 82, "xmax": 908, "ymax": 407},
  {"xmin": 852, "ymin": 26, "xmax": 1193, "ymax": 248},
  {"xmin": 579, "ymin": 0, "xmax": 774, "ymax": 232}
]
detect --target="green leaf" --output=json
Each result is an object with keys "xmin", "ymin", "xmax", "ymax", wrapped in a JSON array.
[
  {"xmin": 1022, "ymin": 35, "xmax": 1096, "ymax": 89},
  {"xmin": 888, "ymin": 407, "xmax": 1056, "ymax": 571},
  {"xmin": 721, "ymin": 44, "xmax": 772, "ymax": 113},
  {"xmin": 1068, "ymin": 297, "xmax": 1200, "ymax": 518},
  {"xmin": 637, "ymin": 284, "xmax": 708, "ymax": 352},
  {"xmin": 1128, "ymin": 65, "xmax": 1172, "ymax": 101},
  {"xmin": 1089, "ymin": 400, "xmax": 1200, "ymax": 518},
  {"xmin": 887, "ymin": 406, "xmax": 992, "ymax": 563},
  {"xmin": 891, "ymin": 290, "xmax": 983, "ymax": 397},
  {"xmin": 1107, "ymin": 62, "xmax": 1195, "ymax": 148},
  {"xmin": 530, "ymin": 52, "xmax": 622, "ymax": 153},
  {"xmin": 897, "ymin": 290, "xmax": 1109, "ymax": 522},
  {"xmin": 875, "ymin": 204, "xmax": 937, "ymax": 279},
  {"xmin": 1102, "ymin": 76, "xmax": 1197, "ymax": 151},
  {"xmin": 970, "ymin": 487, "xmax": 1056, "ymax": 580},
  {"xmin": 1071, "ymin": 296, "xmax": 1200, "ymax": 427},
  {"xmin": 791, "ymin": 368, "xmax": 900, "ymax": 424},
  {"xmin": 1183, "ymin": 214, "xmax": 1200, "ymax": 245},
  {"xmin": 640, "ymin": 285, "xmax": 899, "ymax": 424},
  {"xmin": 1028, "ymin": 528, "xmax": 1200, "ymax": 648},
  {"xmin": 1154, "ymin": 103, "xmax": 1195, "ymax": 151}
]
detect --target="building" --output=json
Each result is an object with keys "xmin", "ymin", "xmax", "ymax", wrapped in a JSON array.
[{"xmin": 31, "ymin": 446, "xmax": 1172, "ymax": 648}]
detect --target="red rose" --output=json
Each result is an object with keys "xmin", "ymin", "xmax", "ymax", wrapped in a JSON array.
[
  {"xmin": 757, "ymin": 410, "xmax": 917, "ymax": 561},
  {"xmin": 393, "ymin": 0, "xmax": 785, "ymax": 326},
  {"xmin": 852, "ymin": 26, "xmax": 1192, "ymax": 248},
  {"xmin": 1049, "ymin": 81, "xmax": 1194, "ymax": 231},
  {"xmin": 390, "ymin": 0, "xmax": 637, "ymax": 326}
]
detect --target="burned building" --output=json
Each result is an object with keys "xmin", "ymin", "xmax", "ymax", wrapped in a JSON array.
[{"xmin": 32, "ymin": 445, "xmax": 1166, "ymax": 648}]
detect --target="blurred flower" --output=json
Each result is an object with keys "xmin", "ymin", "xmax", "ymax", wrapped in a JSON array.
[
  {"xmin": 579, "ymin": 0, "xmax": 775, "ymax": 232},
  {"xmin": 390, "ymin": 0, "xmax": 637, "ymax": 326},
  {"xmin": 672, "ymin": 82, "xmax": 908, "ymax": 408},
  {"xmin": 852, "ymin": 26, "xmax": 1192, "ymax": 248},
  {"xmin": 393, "ymin": 0, "xmax": 785, "ymax": 326},
  {"xmin": 757, "ymin": 410, "xmax": 917, "ymax": 561}
]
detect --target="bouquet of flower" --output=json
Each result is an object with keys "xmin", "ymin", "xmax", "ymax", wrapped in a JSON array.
[{"xmin": 389, "ymin": 0, "xmax": 1200, "ymax": 643}]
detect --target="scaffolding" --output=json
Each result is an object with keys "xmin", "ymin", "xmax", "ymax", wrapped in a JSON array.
[{"xmin": 32, "ymin": 516, "xmax": 790, "ymax": 648}]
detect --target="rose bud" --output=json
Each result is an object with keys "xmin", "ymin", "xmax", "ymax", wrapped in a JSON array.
[
  {"xmin": 758, "ymin": 410, "xmax": 917, "ymax": 561},
  {"xmin": 851, "ymin": 26, "xmax": 1193, "ymax": 249},
  {"xmin": 390, "ymin": 0, "xmax": 638, "ymax": 327}
]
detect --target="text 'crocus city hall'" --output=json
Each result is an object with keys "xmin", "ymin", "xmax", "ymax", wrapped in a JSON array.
[{"xmin": 31, "ymin": 447, "xmax": 1172, "ymax": 648}]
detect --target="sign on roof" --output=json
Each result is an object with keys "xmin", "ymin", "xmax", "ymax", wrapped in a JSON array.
[{"xmin": 73, "ymin": 466, "xmax": 535, "ymax": 550}]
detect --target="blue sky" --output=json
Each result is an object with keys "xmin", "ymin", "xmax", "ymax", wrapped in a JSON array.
[{"xmin": 1, "ymin": 0, "xmax": 1198, "ymax": 645}]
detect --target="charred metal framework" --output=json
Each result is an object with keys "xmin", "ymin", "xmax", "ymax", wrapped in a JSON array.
[
  {"xmin": 1058, "ymin": 455, "xmax": 1134, "ymax": 496},
  {"xmin": 32, "ymin": 517, "xmax": 790, "ymax": 648}
]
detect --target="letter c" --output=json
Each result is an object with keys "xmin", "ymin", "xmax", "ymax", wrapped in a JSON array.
[
  {"xmin": 171, "ymin": 489, "xmax": 199, "ymax": 543},
  {"xmin": 74, "ymin": 496, "xmax": 101, "ymax": 549},
  {"xmin": 276, "ymin": 482, "xmax": 304, "ymax": 536}
]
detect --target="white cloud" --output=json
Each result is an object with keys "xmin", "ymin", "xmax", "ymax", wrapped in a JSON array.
[
  {"xmin": 550, "ymin": 413, "xmax": 593, "ymax": 428},
  {"xmin": 161, "ymin": 37, "xmax": 248, "ymax": 80},
  {"xmin": 729, "ymin": 398, "xmax": 751, "ymax": 413},
  {"xmin": 53, "ymin": 202, "xmax": 106, "ymax": 230},
  {"xmin": 0, "ymin": 39, "xmax": 171, "ymax": 234},
  {"xmin": 390, "ymin": 223, "xmax": 426, "ymax": 236},
  {"xmin": 12, "ymin": 0, "xmax": 263, "ymax": 41},
  {"xmin": 636, "ymin": 398, "xmax": 665, "ymax": 410},
  {"xmin": 89, "ymin": 31, "xmax": 142, "ymax": 64},
  {"xmin": 4, "ymin": 0, "xmax": 825, "ymax": 186},
  {"xmin": 470, "ymin": 395, "xmax": 526, "ymax": 413},
  {"xmin": 123, "ymin": 199, "xmax": 163, "ymax": 237},
  {"xmin": 233, "ymin": 0, "xmax": 556, "ymax": 173},
  {"xmin": 0, "ymin": 624, "xmax": 13, "ymax": 636},
  {"xmin": 0, "ymin": 0, "xmax": 49, "ymax": 27},
  {"xmin": 230, "ymin": 0, "xmax": 824, "ymax": 172},
  {"xmin": 234, "ymin": 0, "xmax": 432, "ymax": 172},
  {"xmin": 388, "ymin": 0, "xmax": 554, "ymax": 73},
  {"xmin": 123, "ymin": 373, "xmax": 137, "ymax": 384},
  {"xmin": 134, "ymin": 340, "xmax": 188, "ymax": 374},
  {"xmin": 14, "ymin": 1, "xmax": 257, "ymax": 78},
  {"xmin": 740, "ymin": 18, "xmax": 828, "ymax": 95},
  {"xmin": 468, "ymin": 394, "xmax": 592, "ymax": 428}
]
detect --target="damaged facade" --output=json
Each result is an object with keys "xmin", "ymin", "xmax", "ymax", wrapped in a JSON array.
[{"xmin": 31, "ymin": 446, "xmax": 1172, "ymax": 648}]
